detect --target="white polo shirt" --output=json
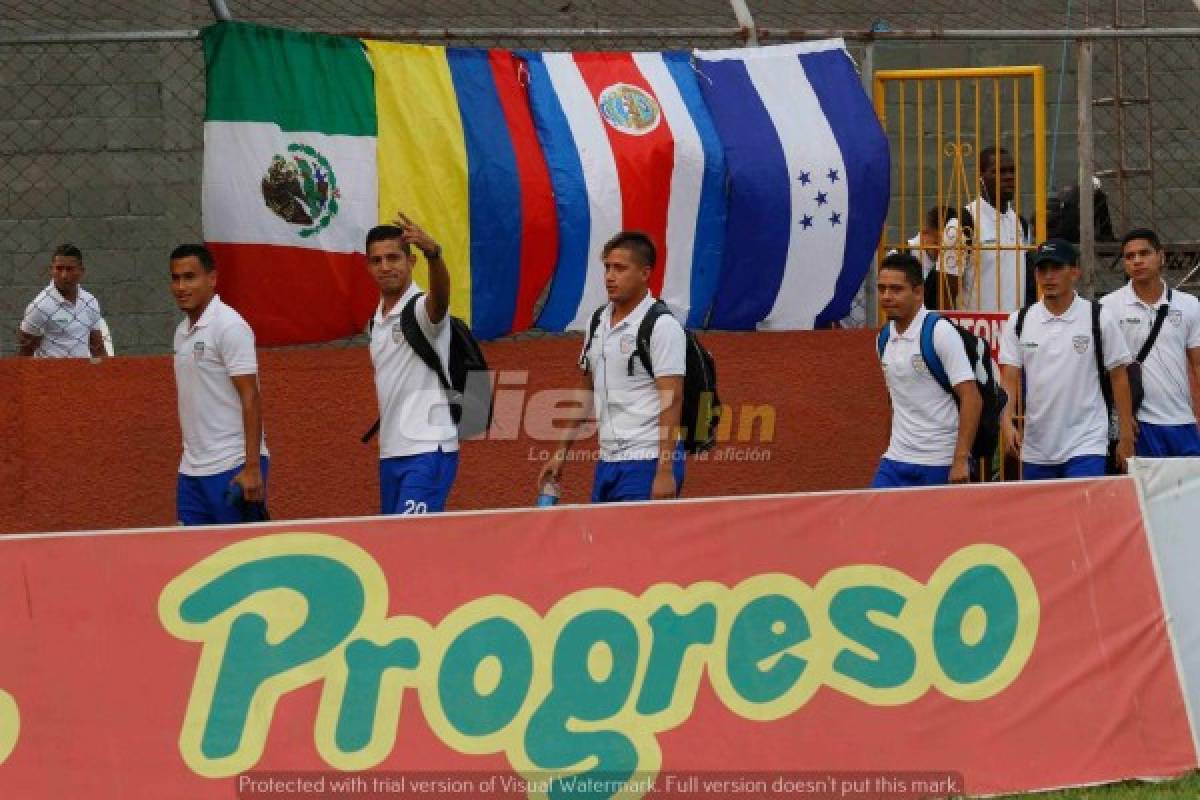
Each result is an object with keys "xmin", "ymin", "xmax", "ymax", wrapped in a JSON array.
[
  {"xmin": 173, "ymin": 295, "xmax": 269, "ymax": 476},
  {"xmin": 880, "ymin": 308, "xmax": 975, "ymax": 466},
  {"xmin": 369, "ymin": 283, "xmax": 459, "ymax": 459},
  {"xmin": 1101, "ymin": 282, "xmax": 1200, "ymax": 426},
  {"xmin": 941, "ymin": 196, "xmax": 1030, "ymax": 312},
  {"xmin": 20, "ymin": 283, "xmax": 103, "ymax": 358},
  {"xmin": 581, "ymin": 293, "xmax": 686, "ymax": 462},
  {"xmin": 999, "ymin": 294, "xmax": 1131, "ymax": 465}
]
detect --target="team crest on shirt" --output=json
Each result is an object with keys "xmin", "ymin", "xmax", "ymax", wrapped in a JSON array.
[
  {"xmin": 597, "ymin": 83, "xmax": 662, "ymax": 136},
  {"xmin": 1072, "ymin": 335, "xmax": 1090, "ymax": 353},
  {"xmin": 261, "ymin": 143, "xmax": 341, "ymax": 238},
  {"xmin": 391, "ymin": 323, "xmax": 404, "ymax": 344},
  {"xmin": 910, "ymin": 354, "xmax": 929, "ymax": 376},
  {"xmin": 619, "ymin": 334, "xmax": 636, "ymax": 355},
  {"xmin": 192, "ymin": 341, "xmax": 205, "ymax": 361},
  {"xmin": 1170, "ymin": 309, "xmax": 1183, "ymax": 327}
]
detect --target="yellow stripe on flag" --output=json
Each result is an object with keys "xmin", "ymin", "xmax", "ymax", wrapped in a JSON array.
[{"xmin": 366, "ymin": 41, "xmax": 472, "ymax": 323}]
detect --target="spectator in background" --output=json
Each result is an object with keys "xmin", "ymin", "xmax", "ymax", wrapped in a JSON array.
[
  {"xmin": 909, "ymin": 205, "xmax": 958, "ymax": 310},
  {"xmin": 941, "ymin": 146, "xmax": 1032, "ymax": 312},
  {"xmin": 17, "ymin": 244, "xmax": 107, "ymax": 358},
  {"xmin": 1046, "ymin": 178, "xmax": 1116, "ymax": 244},
  {"xmin": 170, "ymin": 244, "xmax": 269, "ymax": 525},
  {"xmin": 999, "ymin": 239, "xmax": 1135, "ymax": 479},
  {"xmin": 1101, "ymin": 227, "xmax": 1200, "ymax": 456},
  {"xmin": 873, "ymin": 252, "xmax": 981, "ymax": 487}
]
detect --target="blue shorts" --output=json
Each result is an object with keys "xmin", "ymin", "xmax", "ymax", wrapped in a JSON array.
[
  {"xmin": 1135, "ymin": 422, "xmax": 1200, "ymax": 458},
  {"xmin": 592, "ymin": 444, "xmax": 686, "ymax": 503},
  {"xmin": 380, "ymin": 448, "xmax": 459, "ymax": 515},
  {"xmin": 870, "ymin": 457, "xmax": 951, "ymax": 488},
  {"xmin": 177, "ymin": 456, "xmax": 270, "ymax": 526},
  {"xmin": 1022, "ymin": 455, "xmax": 1107, "ymax": 481}
]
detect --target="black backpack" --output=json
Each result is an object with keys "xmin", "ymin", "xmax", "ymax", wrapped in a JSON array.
[
  {"xmin": 876, "ymin": 312, "xmax": 1007, "ymax": 463},
  {"xmin": 583, "ymin": 301, "xmax": 721, "ymax": 454},
  {"xmin": 1014, "ymin": 296, "xmax": 1168, "ymax": 472},
  {"xmin": 361, "ymin": 293, "xmax": 494, "ymax": 442},
  {"xmin": 1013, "ymin": 297, "xmax": 1168, "ymax": 425}
]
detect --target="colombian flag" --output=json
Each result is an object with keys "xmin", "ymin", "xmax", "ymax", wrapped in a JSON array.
[{"xmin": 202, "ymin": 22, "xmax": 557, "ymax": 345}]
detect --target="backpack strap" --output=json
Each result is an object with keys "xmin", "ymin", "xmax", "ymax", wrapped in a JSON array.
[
  {"xmin": 1014, "ymin": 303, "xmax": 1034, "ymax": 340},
  {"xmin": 630, "ymin": 300, "xmax": 671, "ymax": 378},
  {"xmin": 579, "ymin": 305, "xmax": 605, "ymax": 372},
  {"xmin": 400, "ymin": 292, "xmax": 453, "ymax": 392},
  {"xmin": 919, "ymin": 312, "xmax": 954, "ymax": 395},
  {"xmin": 1092, "ymin": 300, "xmax": 1113, "ymax": 410},
  {"xmin": 1136, "ymin": 288, "xmax": 1173, "ymax": 364}
]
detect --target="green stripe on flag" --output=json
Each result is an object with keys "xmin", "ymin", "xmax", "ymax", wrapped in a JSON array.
[{"xmin": 203, "ymin": 21, "xmax": 376, "ymax": 136}]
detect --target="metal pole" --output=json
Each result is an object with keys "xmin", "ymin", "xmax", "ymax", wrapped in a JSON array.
[
  {"xmin": 728, "ymin": 0, "xmax": 758, "ymax": 45},
  {"xmin": 861, "ymin": 41, "xmax": 879, "ymax": 327},
  {"xmin": 1078, "ymin": 38, "xmax": 1096, "ymax": 297},
  {"xmin": 12, "ymin": 27, "xmax": 1189, "ymax": 45},
  {"xmin": 0, "ymin": 30, "xmax": 202, "ymax": 44},
  {"xmin": 208, "ymin": 0, "xmax": 233, "ymax": 21}
]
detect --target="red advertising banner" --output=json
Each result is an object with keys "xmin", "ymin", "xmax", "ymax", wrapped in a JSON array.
[
  {"xmin": 0, "ymin": 480, "xmax": 1194, "ymax": 798},
  {"xmin": 942, "ymin": 310, "xmax": 1011, "ymax": 360}
]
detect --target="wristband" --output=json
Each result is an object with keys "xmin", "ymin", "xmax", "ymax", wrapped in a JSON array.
[{"xmin": 423, "ymin": 244, "xmax": 442, "ymax": 260}]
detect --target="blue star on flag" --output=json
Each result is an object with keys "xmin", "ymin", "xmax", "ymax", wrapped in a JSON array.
[
  {"xmin": 800, "ymin": 214, "xmax": 814, "ymax": 229},
  {"xmin": 815, "ymin": 191, "xmax": 828, "ymax": 206},
  {"xmin": 798, "ymin": 171, "xmax": 812, "ymax": 186},
  {"xmin": 830, "ymin": 211, "xmax": 842, "ymax": 226},
  {"xmin": 827, "ymin": 168, "xmax": 840, "ymax": 183}
]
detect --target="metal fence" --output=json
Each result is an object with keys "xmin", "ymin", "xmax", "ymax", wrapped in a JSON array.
[{"xmin": 1, "ymin": 0, "xmax": 1199, "ymax": 355}]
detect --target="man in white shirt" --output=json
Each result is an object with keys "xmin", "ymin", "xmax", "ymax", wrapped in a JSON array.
[
  {"xmin": 366, "ymin": 215, "xmax": 458, "ymax": 515},
  {"xmin": 942, "ymin": 146, "xmax": 1032, "ymax": 312},
  {"xmin": 999, "ymin": 239, "xmax": 1136, "ymax": 479},
  {"xmin": 1101, "ymin": 227, "xmax": 1200, "ymax": 456},
  {"xmin": 170, "ymin": 244, "xmax": 268, "ymax": 525},
  {"xmin": 873, "ymin": 252, "xmax": 982, "ymax": 487},
  {"xmin": 17, "ymin": 244, "xmax": 107, "ymax": 359},
  {"xmin": 538, "ymin": 231, "xmax": 686, "ymax": 503}
]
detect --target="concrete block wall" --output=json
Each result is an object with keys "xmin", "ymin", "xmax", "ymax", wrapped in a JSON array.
[{"xmin": 0, "ymin": 39, "xmax": 203, "ymax": 357}]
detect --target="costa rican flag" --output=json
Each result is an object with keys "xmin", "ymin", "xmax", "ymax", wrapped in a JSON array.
[
  {"xmin": 523, "ymin": 50, "xmax": 728, "ymax": 331},
  {"xmin": 694, "ymin": 40, "xmax": 890, "ymax": 330}
]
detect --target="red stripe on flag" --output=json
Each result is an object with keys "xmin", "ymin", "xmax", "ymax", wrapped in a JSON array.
[
  {"xmin": 572, "ymin": 52, "xmax": 674, "ymax": 297},
  {"xmin": 206, "ymin": 242, "xmax": 377, "ymax": 346},
  {"xmin": 489, "ymin": 50, "xmax": 559, "ymax": 333}
]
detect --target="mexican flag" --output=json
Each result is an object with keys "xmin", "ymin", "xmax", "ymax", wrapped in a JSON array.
[{"xmin": 202, "ymin": 22, "xmax": 379, "ymax": 345}]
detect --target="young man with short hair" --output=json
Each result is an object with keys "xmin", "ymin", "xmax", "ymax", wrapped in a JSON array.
[
  {"xmin": 1100, "ymin": 227, "xmax": 1200, "ymax": 456},
  {"xmin": 873, "ymin": 252, "xmax": 982, "ymax": 487},
  {"xmin": 538, "ymin": 231, "xmax": 686, "ymax": 503},
  {"xmin": 18, "ymin": 244, "xmax": 107, "ymax": 358},
  {"xmin": 999, "ymin": 239, "xmax": 1136, "ymax": 479},
  {"xmin": 170, "ymin": 244, "xmax": 268, "ymax": 525},
  {"xmin": 941, "ymin": 146, "xmax": 1031, "ymax": 312},
  {"xmin": 366, "ymin": 214, "xmax": 458, "ymax": 515}
]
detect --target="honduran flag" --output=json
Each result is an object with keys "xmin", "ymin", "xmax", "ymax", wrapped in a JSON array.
[
  {"xmin": 202, "ymin": 21, "xmax": 380, "ymax": 345},
  {"xmin": 694, "ymin": 41, "xmax": 890, "ymax": 330},
  {"xmin": 525, "ymin": 51, "xmax": 727, "ymax": 331},
  {"xmin": 202, "ymin": 22, "xmax": 557, "ymax": 344}
]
